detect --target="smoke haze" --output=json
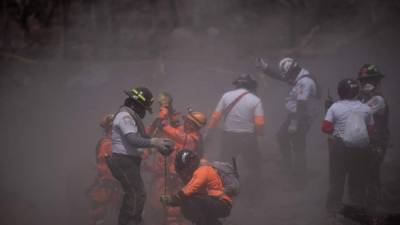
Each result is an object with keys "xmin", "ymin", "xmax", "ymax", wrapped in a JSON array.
[{"xmin": 1, "ymin": 1, "xmax": 400, "ymax": 225}]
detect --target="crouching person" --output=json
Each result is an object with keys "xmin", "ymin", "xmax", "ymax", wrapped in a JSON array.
[{"xmin": 160, "ymin": 150, "xmax": 232, "ymax": 225}]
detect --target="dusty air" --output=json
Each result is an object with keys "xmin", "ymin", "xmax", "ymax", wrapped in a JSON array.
[{"xmin": 1, "ymin": 1, "xmax": 400, "ymax": 225}]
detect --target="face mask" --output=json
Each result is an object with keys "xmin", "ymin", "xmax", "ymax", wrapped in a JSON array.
[{"xmin": 362, "ymin": 83, "xmax": 375, "ymax": 92}]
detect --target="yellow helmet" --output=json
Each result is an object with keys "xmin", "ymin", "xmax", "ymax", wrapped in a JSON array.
[
  {"xmin": 186, "ymin": 111, "xmax": 207, "ymax": 128},
  {"xmin": 100, "ymin": 114, "xmax": 114, "ymax": 129}
]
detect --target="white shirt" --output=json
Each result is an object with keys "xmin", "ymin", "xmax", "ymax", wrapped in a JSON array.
[
  {"xmin": 214, "ymin": 88, "xmax": 264, "ymax": 133},
  {"xmin": 324, "ymin": 100, "xmax": 374, "ymax": 139},
  {"xmin": 112, "ymin": 111, "xmax": 141, "ymax": 156},
  {"xmin": 285, "ymin": 68, "xmax": 317, "ymax": 114}
]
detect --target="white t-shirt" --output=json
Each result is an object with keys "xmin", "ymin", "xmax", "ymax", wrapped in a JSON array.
[
  {"xmin": 324, "ymin": 100, "xmax": 374, "ymax": 139},
  {"xmin": 112, "ymin": 111, "xmax": 141, "ymax": 156},
  {"xmin": 214, "ymin": 88, "xmax": 264, "ymax": 133},
  {"xmin": 286, "ymin": 68, "xmax": 317, "ymax": 114}
]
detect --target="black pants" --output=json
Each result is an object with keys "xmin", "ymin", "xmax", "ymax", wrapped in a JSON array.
[
  {"xmin": 180, "ymin": 195, "xmax": 231, "ymax": 225},
  {"xmin": 366, "ymin": 147, "xmax": 386, "ymax": 209},
  {"xmin": 221, "ymin": 131, "xmax": 261, "ymax": 179},
  {"xmin": 107, "ymin": 154, "xmax": 146, "ymax": 225},
  {"xmin": 326, "ymin": 139, "xmax": 370, "ymax": 213},
  {"xmin": 277, "ymin": 114, "xmax": 311, "ymax": 175}
]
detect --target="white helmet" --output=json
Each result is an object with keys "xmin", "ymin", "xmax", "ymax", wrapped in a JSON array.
[{"xmin": 279, "ymin": 57, "xmax": 298, "ymax": 75}]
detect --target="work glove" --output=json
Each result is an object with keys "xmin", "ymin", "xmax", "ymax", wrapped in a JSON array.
[
  {"xmin": 150, "ymin": 137, "xmax": 174, "ymax": 156},
  {"xmin": 256, "ymin": 57, "xmax": 269, "ymax": 71},
  {"xmin": 288, "ymin": 119, "xmax": 298, "ymax": 134},
  {"xmin": 160, "ymin": 195, "xmax": 174, "ymax": 206}
]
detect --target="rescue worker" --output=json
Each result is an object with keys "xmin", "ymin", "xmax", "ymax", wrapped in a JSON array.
[
  {"xmin": 257, "ymin": 57, "xmax": 319, "ymax": 182},
  {"xmin": 87, "ymin": 114, "xmax": 122, "ymax": 225},
  {"xmin": 322, "ymin": 79, "xmax": 374, "ymax": 215},
  {"xmin": 107, "ymin": 87, "xmax": 174, "ymax": 225},
  {"xmin": 148, "ymin": 92, "xmax": 182, "ymax": 136},
  {"xmin": 147, "ymin": 92, "xmax": 206, "ymax": 225},
  {"xmin": 357, "ymin": 64, "xmax": 390, "ymax": 210},
  {"xmin": 207, "ymin": 74, "xmax": 264, "ymax": 191},
  {"xmin": 160, "ymin": 150, "xmax": 232, "ymax": 225}
]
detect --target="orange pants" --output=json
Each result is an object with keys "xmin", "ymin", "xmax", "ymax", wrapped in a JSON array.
[
  {"xmin": 148, "ymin": 175, "xmax": 188, "ymax": 225},
  {"xmin": 88, "ymin": 178, "xmax": 121, "ymax": 225}
]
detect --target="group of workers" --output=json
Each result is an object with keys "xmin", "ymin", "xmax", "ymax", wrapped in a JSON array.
[{"xmin": 85, "ymin": 57, "xmax": 390, "ymax": 225}]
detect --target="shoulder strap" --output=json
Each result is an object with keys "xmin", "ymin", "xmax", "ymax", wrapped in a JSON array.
[
  {"xmin": 297, "ymin": 74, "xmax": 321, "ymax": 99},
  {"xmin": 223, "ymin": 91, "xmax": 250, "ymax": 121},
  {"xmin": 118, "ymin": 106, "xmax": 149, "ymax": 138}
]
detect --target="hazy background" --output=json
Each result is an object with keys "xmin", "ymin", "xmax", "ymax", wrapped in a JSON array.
[{"xmin": 1, "ymin": 0, "xmax": 399, "ymax": 225}]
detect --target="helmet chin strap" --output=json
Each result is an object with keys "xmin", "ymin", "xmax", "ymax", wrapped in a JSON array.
[{"xmin": 127, "ymin": 103, "xmax": 146, "ymax": 118}]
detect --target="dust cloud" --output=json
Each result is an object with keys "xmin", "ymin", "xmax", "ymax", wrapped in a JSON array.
[{"xmin": 0, "ymin": 1, "xmax": 399, "ymax": 225}]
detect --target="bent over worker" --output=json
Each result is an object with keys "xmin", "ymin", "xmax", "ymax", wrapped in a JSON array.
[{"xmin": 160, "ymin": 150, "xmax": 232, "ymax": 225}]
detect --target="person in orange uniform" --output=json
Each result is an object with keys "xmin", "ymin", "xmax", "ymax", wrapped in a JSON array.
[
  {"xmin": 147, "ymin": 92, "xmax": 207, "ymax": 225},
  {"xmin": 87, "ymin": 114, "xmax": 122, "ymax": 225},
  {"xmin": 160, "ymin": 150, "xmax": 232, "ymax": 225}
]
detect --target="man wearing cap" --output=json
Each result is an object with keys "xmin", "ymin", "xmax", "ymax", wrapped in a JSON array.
[{"xmin": 207, "ymin": 74, "xmax": 265, "ymax": 196}]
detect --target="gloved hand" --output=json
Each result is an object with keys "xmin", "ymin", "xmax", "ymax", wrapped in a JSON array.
[
  {"xmin": 160, "ymin": 195, "xmax": 174, "ymax": 206},
  {"xmin": 150, "ymin": 138, "xmax": 174, "ymax": 156},
  {"xmin": 288, "ymin": 119, "xmax": 298, "ymax": 134},
  {"xmin": 256, "ymin": 57, "xmax": 269, "ymax": 71}
]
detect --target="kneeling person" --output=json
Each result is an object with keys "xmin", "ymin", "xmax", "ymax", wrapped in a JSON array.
[{"xmin": 160, "ymin": 150, "xmax": 232, "ymax": 225}]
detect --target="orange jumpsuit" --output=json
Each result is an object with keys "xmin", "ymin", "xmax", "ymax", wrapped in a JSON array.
[
  {"xmin": 88, "ymin": 135, "xmax": 122, "ymax": 225},
  {"xmin": 173, "ymin": 165, "xmax": 232, "ymax": 225},
  {"xmin": 147, "ymin": 106, "xmax": 202, "ymax": 225},
  {"xmin": 181, "ymin": 165, "xmax": 232, "ymax": 203}
]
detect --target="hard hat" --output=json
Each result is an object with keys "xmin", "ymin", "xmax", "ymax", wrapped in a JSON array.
[
  {"xmin": 337, "ymin": 78, "xmax": 360, "ymax": 100},
  {"xmin": 279, "ymin": 57, "xmax": 299, "ymax": 75},
  {"xmin": 185, "ymin": 111, "xmax": 207, "ymax": 128},
  {"xmin": 358, "ymin": 64, "xmax": 384, "ymax": 80},
  {"xmin": 124, "ymin": 87, "xmax": 154, "ymax": 112},
  {"xmin": 232, "ymin": 74, "xmax": 258, "ymax": 91},
  {"xmin": 175, "ymin": 149, "xmax": 200, "ymax": 172},
  {"xmin": 100, "ymin": 114, "xmax": 114, "ymax": 129}
]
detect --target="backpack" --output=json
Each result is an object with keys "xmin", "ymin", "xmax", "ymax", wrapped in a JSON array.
[
  {"xmin": 210, "ymin": 161, "xmax": 240, "ymax": 197},
  {"xmin": 342, "ymin": 110, "xmax": 370, "ymax": 148}
]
